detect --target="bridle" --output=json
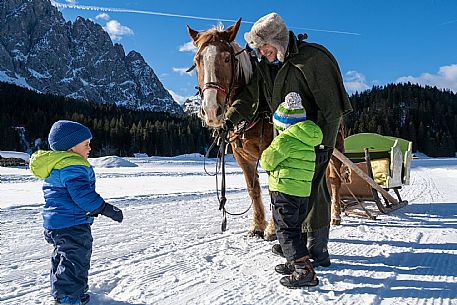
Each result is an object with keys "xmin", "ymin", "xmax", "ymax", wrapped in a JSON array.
[{"xmin": 187, "ymin": 39, "xmax": 247, "ymax": 110}]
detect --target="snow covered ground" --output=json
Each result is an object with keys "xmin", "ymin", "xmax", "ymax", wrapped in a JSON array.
[{"xmin": 1, "ymin": 154, "xmax": 456, "ymax": 305}]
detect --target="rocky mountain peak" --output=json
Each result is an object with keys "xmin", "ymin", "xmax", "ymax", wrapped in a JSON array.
[{"xmin": 0, "ymin": 0, "xmax": 182, "ymax": 113}]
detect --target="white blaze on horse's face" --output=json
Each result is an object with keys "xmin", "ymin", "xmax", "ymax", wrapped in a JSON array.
[{"xmin": 199, "ymin": 45, "xmax": 229, "ymax": 128}]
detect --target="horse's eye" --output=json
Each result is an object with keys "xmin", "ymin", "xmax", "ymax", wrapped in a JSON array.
[{"xmin": 224, "ymin": 56, "xmax": 230, "ymax": 63}]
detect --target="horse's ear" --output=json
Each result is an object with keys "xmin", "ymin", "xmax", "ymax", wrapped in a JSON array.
[
  {"xmin": 187, "ymin": 25, "xmax": 200, "ymax": 45},
  {"xmin": 225, "ymin": 18, "xmax": 241, "ymax": 42}
]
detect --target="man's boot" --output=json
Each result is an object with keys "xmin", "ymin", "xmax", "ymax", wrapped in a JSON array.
[
  {"xmin": 271, "ymin": 227, "xmax": 331, "ymax": 266},
  {"xmin": 307, "ymin": 227, "xmax": 331, "ymax": 267}
]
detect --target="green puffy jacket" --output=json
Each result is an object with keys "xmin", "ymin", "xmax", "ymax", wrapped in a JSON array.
[{"xmin": 260, "ymin": 121, "xmax": 323, "ymax": 197}]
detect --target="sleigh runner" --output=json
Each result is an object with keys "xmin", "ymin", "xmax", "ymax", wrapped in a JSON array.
[{"xmin": 332, "ymin": 133, "xmax": 412, "ymax": 219}]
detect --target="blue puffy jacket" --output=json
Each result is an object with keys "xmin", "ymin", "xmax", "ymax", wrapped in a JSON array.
[{"xmin": 30, "ymin": 151, "xmax": 104, "ymax": 229}]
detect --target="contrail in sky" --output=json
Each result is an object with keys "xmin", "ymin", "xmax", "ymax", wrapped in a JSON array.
[
  {"xmin": 441, "ymin": 19, "xmax": 457, "ymax": 25},
  {"xmin": 51, "ymin": 1, "xmax": 361, "ymax": 36}
]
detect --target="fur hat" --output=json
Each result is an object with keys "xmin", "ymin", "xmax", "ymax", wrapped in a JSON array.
[
  {"xmin": 273, "ymin": 92, "xmax": 307, "ymax": 132},
  {"xmin": 244, "ymin": 12, "xmax": 289, "ymax": 62},
  {"xmin": 48, "ymin": 120, "xmax": 92, "ymax": 151}
]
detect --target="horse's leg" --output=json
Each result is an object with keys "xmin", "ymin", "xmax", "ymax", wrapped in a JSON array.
[
  {"xmin": 330, "ymin": 122, "xmax": 346, "ymax": 226},
  {"xmin": 263, "ymin": 214, "xmax": 276, "ymax": 241},
  {"xmin": 259, "ymin": 120, "xmax": 276, "ymax": 240},
  {"xmin": 232, "ymin": 150, "xmax": 267, "ymax": 236},
  {"xmin": 330, "ymin": 177, "xmax": 342, "ymax": 225},
  {"xmin": 230, "ymin": 119, "xmax": 273, "ymax": 239},
  {"xmin": 328, "ymin": 157, "xmax": 342, "ymax": 225}
]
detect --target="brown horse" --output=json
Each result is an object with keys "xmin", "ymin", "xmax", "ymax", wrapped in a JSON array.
[{"xmin": 186, "ymin": 19, "xmax": 276, "ymax": 239}]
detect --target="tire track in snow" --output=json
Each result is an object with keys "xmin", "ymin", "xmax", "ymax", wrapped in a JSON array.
[
  {"xmin": 83, "ymin": 192, "xmax": 314, "ymax": 305},
  {"xmin": 0, "ymin": 189, "xmax": 258, "ymax": 304},
  {"xmin": 88, "ymin": 192, "xmax": 278, "ymax": 304},
  {"xmin": 402, "ymin": 169, "xmax": 443, "ymax": 204},
  {"xmin": 368, "ymin": 232, "xmax": 423, "ymax": 305},
  {"xmin": 3, "ymin": 161, "xmax": 456, "ymax": 305}
]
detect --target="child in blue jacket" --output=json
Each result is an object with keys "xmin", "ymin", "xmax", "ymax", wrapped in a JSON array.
[{"xmin": 30, "ymin": 120, "xmax": 124, "ymax": 305}]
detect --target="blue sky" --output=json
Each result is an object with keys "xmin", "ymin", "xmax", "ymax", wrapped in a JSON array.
[{"xmin": 52, "ymin": 0, "xmax": 457, "ymax": 103}]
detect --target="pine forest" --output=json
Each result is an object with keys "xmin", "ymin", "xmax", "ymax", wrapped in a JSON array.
[{"xmin": 1, "ymin": 81, "xmax": 457, "ymax": 157}]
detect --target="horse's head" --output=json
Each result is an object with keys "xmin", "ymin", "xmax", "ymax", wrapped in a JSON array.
[{"xmin": 187, "ymin": 19, "xmax": 251, "ymax": 128}]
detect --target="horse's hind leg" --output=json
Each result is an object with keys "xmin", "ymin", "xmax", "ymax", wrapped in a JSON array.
[
  {"xmin": 264, "ymin": 216, "xmax": 276, "ymax": 241},
  {"xmin": 328, "ymin": 157, "xmax": 343, "ymax": 225},
  {"xmin": 330, "ymin": 176, "xmax": 342, "ymax": 225}
]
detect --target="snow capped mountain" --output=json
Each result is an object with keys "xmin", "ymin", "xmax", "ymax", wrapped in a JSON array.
[
  {"xmin": 0, "ymin": 0, "xmax": 182, "ymax": 113},
  {"xmin": 182, "ymin": 94, "xmax": 202, "ymax": 115},
  {"xmin": 167, "ymin": 89, "xmax": 188, "ymax": 105}
]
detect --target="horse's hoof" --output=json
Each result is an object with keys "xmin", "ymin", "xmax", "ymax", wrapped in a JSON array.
[
  {"xmin": 331, "ymin": 218, "xmax": 341, "ymax": 226},
  {"xmin": 247, "ymin": 230, "xmax": 264, "ymax": 238},
  {"xmin": 263, "ymin": 232, "xmax": 277, "ymax": 241}
]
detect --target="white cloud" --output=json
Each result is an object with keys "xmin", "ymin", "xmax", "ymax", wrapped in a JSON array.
[
  {"xmin": 103, "ymin": 20, "xmax": 134, "ymax": 41},
  {"xmin": 344, "ymin": 70, "xmax": 370, "ymax": 93},
  {"xmin": 96, "ymin": 13, "xmax": 110, "ymax": 21},
  {"xmin": 179, "ymin": 41, "xmax": 197, "ymax": 53},
  {"xmin": 65, "ymin": 0, "xmax": 77, "ymax": 4},
  {"xmin": 396, "ymin": 64, "xmax": 457, "ymax": 92},
  {"xmin": 173, "ymin": 67, "xmax": 193, "ymax": 76},
  {"xmin": 167, "ymin": 89, "xmax": 187, "ymax": 105}
]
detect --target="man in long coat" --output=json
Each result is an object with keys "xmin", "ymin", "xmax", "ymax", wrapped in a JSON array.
[{"xmin": 225, "ymin": 12, "xmax": 353, "ymax": 266}]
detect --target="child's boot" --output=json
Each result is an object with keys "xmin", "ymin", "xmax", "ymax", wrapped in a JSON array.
[
  {"xmin": 279, "ymin": 259, "xmax": 319, "ymax": 288},
  {"xmin": 80, "ymin": 286, "xmax": 90, "ymax": 305},
  {"xmin": 274, "ymin": 261, "xmax": 294, "ymax": 275},
  {"xmin": 80, "ymin": 293, "xmax": 90, "ymax": 305},
  {"xmin": 54, "ymin": 296, "xmax": 82, "ymax": 305}
]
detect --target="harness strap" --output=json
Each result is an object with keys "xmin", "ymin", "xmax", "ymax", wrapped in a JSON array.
[
  {"xmin": 202, "ymin": 82, "xmax": 228, "ymax": 96},
  {"xmin": 333, "ymin": 160, "xmax": 376, "ymax": 220},
  {"xmin": 217, "ymin": 114, "xmax": 270, "ymax": 231},
  {"xmin": 229, "ymin": 111, "xmax": 271, "ymax": 143}
]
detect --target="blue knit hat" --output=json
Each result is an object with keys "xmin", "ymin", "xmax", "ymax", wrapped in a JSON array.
[
  {"xmin": 273, "ymin": 92, "xmax": 307, "ymax": 132},
  {"xmin": 48, "ymin": 120, "xmax": 92, "ymax": 151}
]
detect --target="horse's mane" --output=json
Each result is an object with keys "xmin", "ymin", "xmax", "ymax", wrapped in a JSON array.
[
  {"xmin": 231, "ymin": 41, "xmax": 253, "ymax": 85},
  {"xmin": 195, "ymin": 26, "xmax": 253, "ymax": 86}
]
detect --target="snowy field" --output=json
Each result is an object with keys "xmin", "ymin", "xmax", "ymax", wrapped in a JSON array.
[{"xmin": 1, "ymin": 154, "xmax": 457, "ymax": 305}]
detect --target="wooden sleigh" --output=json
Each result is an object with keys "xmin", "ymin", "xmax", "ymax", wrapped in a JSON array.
[{"xmin": 333, "ymin": 133, "xmax": 413, "ymax": 219}]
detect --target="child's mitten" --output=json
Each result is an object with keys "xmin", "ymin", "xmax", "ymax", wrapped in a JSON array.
[{"xmin": 92, "ymin": 202, "xmax": 124, "ymax": 223}]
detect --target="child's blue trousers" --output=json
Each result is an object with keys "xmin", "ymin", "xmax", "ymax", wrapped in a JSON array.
[
  {"xmin": 271, "ymin": 191, "xmax": 310, "ymax": 261},
  {"xmin": 44, "ymin": 223, "xmax": 92, "ymax": 300}
]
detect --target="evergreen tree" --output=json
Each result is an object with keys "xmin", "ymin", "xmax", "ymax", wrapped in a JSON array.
[
  {"xmin": 345, "ymin": 82, "xmax": 457, "ymax": 157},
  {"xmin": 0, "ymin": 81, "xmax": 211, "ymax": 156}
]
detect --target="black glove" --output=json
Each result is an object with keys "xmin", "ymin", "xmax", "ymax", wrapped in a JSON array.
[
  {"xmin": 92, "ymin": 202, "xmax": 123, "ymax": 223},
  {"xmin": 222, "ymin": 119, "xmax": 234, "ymax": 131},
  {"xmin": 315, "ymin": 145, "xmax": 333, "ymax": 169}
]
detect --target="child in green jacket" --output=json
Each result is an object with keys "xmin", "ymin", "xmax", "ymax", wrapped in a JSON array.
[{"xmin": 260, "ymin": 92, "xmax": 323, "ymax": 288}]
